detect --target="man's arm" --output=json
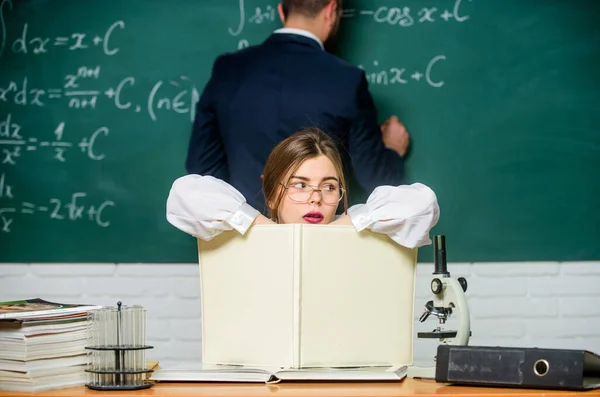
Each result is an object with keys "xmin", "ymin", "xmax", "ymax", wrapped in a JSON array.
[
  {"xmin": 185, "ymin": 56, "xmax": 229, "ymax": 180},
  {"xmin": 347, "ymin": 71, "xmax": 405, "ymax": 193}
]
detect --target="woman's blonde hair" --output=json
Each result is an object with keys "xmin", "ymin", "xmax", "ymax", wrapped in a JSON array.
[{"xmin": 262, "ymin": 128, "xmax": 348, "ymax": 223}]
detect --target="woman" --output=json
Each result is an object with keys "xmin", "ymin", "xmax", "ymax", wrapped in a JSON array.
[{"xmin": 167, "ymin": 128, "xmax": 439, "ymax": 248}]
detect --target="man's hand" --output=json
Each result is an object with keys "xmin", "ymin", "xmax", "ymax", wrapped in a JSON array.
[{"xmin": 381, "ymin": 115, "xmax": 410, "ymax": 157}]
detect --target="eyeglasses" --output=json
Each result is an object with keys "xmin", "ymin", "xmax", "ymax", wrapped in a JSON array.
[{"xmin": 280, "ymin": 181, "xmax": 344, "ymax": 205}]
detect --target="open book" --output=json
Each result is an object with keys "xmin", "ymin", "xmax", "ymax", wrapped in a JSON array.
[
  {"xmin": 150, "ymin": 365, "xmax": 407, "ymax": 384},
  {"xmin": 196, "ymin": 225, "xmax": 418, "ymax": 369}
]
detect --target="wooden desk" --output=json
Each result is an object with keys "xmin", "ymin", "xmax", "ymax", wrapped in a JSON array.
[{"xmin": 1, "ymin": 379, "xmax": 598, "ymax": 397}]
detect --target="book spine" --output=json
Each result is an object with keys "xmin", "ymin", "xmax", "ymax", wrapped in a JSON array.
[
  {"xmin": 197, "ymin": 239, "xmax": 207, "ymax": 361},
  {"xmin": 409, "ymin": 248, "xmax": 418, "ymax": 365},
  {"xmin": 292, "ymin": 224, "xmax": 302, "ymax": 368}
]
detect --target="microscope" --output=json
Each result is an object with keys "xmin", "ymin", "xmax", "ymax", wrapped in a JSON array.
[{"xmin": 407, "ymin": 235, "xmax": 471, "ymax": 379}]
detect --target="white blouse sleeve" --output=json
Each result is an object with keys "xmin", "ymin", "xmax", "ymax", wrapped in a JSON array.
[
  {"xmin": 348, "ymin": 183, "xmax": 440, "ymax": 248},
  {"xmin": 166, "ymin": 174, "xmax": 261, "ymax": 241}
]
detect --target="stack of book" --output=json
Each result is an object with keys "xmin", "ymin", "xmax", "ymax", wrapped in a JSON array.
[{"xmin": 0, "ymin": 298, "xmax": 102, "ymax": 392}]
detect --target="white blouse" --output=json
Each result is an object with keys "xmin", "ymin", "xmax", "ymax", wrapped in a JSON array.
[{"xmin": 166, "ymin": 174, "xmax": 440, "ymax": 249}]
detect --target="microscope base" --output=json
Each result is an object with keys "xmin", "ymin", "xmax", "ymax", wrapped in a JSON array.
[{"xmin": 407, "ymin": 366, "xmax": 436, "ymax": 380}]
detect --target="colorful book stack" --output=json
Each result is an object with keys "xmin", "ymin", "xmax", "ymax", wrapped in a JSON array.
[{"xmin": 0, "ymin": 298, "xmax": 102, "ymax": 392}]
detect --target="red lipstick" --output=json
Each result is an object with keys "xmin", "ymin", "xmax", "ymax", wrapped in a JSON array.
[{"xmin": 303, "ymin": 211, "xmax": 324, "ymax": 224}]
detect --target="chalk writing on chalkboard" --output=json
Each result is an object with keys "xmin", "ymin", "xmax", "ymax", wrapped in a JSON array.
[
  {"xmin": 359, "ymin": 56, "xmax": 446, "ymax": 88},
  {"xmin": 0, "ymin": 12, "xmax": 201, "ymax": 122},
  {"xmin": 228, "ymin": 0, "xmax": 471, "ymax": 85},
  {"xmin": 0, "ymin": 117, "xmax": 108, "ymax": 165},
  {"xmin": 342, "ymin": 0, "xmax": 472, "ymax": 25},
  {"xmin": 228, "ymin": 0, "xmax": 472, "ymax": 37},
  {"xmin": 0, "ymin": 173, "xmax": 115, "ymax": 233},
  {"xmin": 1, "ymin": 17, "xmax": 124, "ymax": 57},
  {"xmin": 0, "ymin": 0, "xmax": 596, "ymax": 263},
  {"xmin": 0, "ymin": 73, "xmax": 199, "ymax": 123}
]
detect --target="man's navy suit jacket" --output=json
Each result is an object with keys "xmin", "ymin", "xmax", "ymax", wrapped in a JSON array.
[{"xmin": 186, "ymin": 32, "xmax": 405, "ymax": 212}]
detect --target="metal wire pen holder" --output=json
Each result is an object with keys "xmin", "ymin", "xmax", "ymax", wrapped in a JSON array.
[{"xmin": 85, "ymin": 302, "xmax": 154, "ymax": 390}]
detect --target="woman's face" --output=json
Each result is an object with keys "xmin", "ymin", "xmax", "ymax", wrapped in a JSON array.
[{"xmin": 277, "ymin": 155, "xmax": 341, "ymax": 225}]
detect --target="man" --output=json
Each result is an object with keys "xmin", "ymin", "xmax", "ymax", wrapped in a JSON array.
[{"xmin": 186, "ymin": 0, "xmax": 410, "ymax": 211}]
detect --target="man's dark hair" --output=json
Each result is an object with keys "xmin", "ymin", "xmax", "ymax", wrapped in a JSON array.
[{"xmin": 281, "ymin": 0, "xmax": 341, "ymax": 18}]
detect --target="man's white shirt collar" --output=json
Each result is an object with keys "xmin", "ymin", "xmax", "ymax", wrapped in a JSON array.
[{"xmin": 273, "ymin": 28, "xmax": 324, "ymax": 50}]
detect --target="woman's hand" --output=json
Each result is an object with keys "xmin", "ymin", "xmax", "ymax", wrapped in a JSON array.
[
  {"xmin": 166, "ymin": 174, "xmax": 261, "ymax": 240},
  {"xmin": 345, "ymin": 184, "xmax": 440, "ymax": 248},
  {"xmin": 330, "ymin": 214, "xmax": 353, "ymax": 225},
  {"xmin": 252, "ymin": 214, "xmax": 276, "ymax": 226}
]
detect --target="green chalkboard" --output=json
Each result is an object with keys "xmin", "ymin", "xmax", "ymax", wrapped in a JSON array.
[{"xmin": 0, "ymin": 0, "xmax": 598, "ymax": 263}]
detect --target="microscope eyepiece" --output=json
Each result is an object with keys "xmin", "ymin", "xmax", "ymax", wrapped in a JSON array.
[{"xmin": 433, "ymin": 235, "xmax": 450, "ymax": 276}]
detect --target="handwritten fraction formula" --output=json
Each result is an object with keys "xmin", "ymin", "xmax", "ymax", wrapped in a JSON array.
[
  {"xmin": 0, "ymin": 173, "xmax": 115, "ymax": 233},
  {"xmin": 0, "ymin": 116, "xmax": 108, "ymax": 166},
  {"xmin": 0, "ymin": 14, "xmax": 200, "ymax": 123}
]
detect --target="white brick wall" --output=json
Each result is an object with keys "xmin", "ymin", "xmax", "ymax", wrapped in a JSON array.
[{"xmin": 1, "ymin": 262, "xmax": 599, "ymax": 369}]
